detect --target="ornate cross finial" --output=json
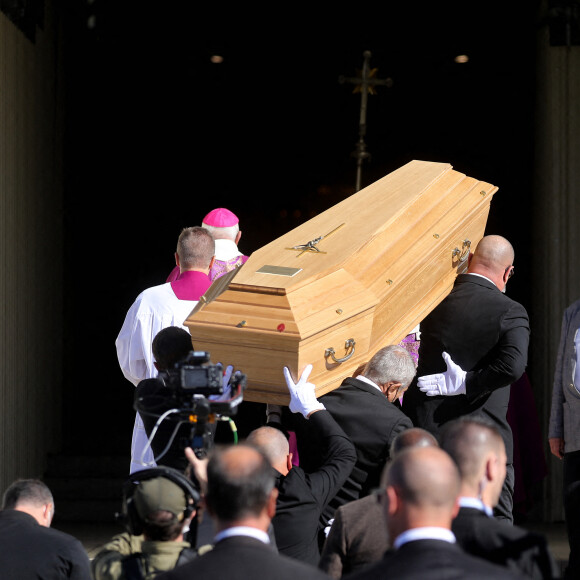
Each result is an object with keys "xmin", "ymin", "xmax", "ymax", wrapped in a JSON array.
[{"xmin": 339, "ymin": 50, "xmax": 392, "ymax": 192}]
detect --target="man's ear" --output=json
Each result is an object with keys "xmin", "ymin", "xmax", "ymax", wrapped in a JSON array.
[
  {"xmin": 286, "ymin": 453, "xmax": 293, "ymax": 473},
  {"xmin": 235, "ymin": 231, "xmax": 242, "ymax": 245},
  {"xmin": 209, "ymin": 256, "xmax": 215, "ymax": 271},
  {"xmin": 42, "ymin": 502, "xmax": 54, "ymax": 527},
  {"xmin": 450, "ymin": 496, "xmax": 460, "ymax": 520},
  {"xmin": 175, "ymin": 252, "xmax": 180, "ymax": 268},
  {"xmin": 385, "ymin": 485, "xmax": 399, "ymax": 517},
  {"xmin": 385, "ymin": 382, "xmax": 402, "ymax": 401},
  {"xmin": 485, "ymin": 452, "xmax": 498, "ymax": 483},
  {"xmin": 266, "ymin": 487, "xmax": 278, "ymax": 519},
  {"xmin": 503, "ymin": 267, "xmax": 512, "ymax": 286}
]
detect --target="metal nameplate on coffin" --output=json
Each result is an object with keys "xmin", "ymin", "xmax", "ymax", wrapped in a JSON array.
[{"xmin": 256, "ymin": 265, "xmax": 303, "ymax": 277}]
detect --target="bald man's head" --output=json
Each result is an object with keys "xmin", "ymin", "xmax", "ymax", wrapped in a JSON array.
[
  {"xmin": 468, "ymin": 235, "xmax": 515, "ymax": 291},
  {"xmin": 384, "ymin": 446, "xmax": 460, "ymax": 513},
  {"xmin": 471, "ymin": 235, "xmax": 514, "ymax": 269},
  {"xmin": 440, "ymin": 417, "xmax": 506, "ymax": 505},
  {"xmin": 246, "ymin": 427, "xmax": 290, "ymax": 471},
  {"xmin": 389, "ymin": 427, "xmax": 439, "ymax": 459}
]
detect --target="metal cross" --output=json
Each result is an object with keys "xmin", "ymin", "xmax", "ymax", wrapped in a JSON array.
[
  {"xmin": 339, "ymin": 50, "xmax": 392, "ymax": 192},
  {"xmin": 286, "ymin": 223, "xmax": 345, "ymax": 257}
]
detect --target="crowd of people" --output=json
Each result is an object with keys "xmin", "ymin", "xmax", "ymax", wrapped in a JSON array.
[{"xmin": 0, "ymin": 214, "xmax": 575, "ymax": 579}]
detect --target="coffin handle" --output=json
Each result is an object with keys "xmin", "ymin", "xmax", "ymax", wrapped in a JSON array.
[
  {"xmin": 452, "ymin": 239, "xmax": 471, "ymax": 264},
  {"xmin": 325, "ymin": 338, "xmax": 356, "ymax": 363}
]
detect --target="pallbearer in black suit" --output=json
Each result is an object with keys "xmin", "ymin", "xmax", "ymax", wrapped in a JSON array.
[
  {"xmin": 246, "ymin": 365, "xmax": 356, "ymax": 565},
  {"xmin": 441, "ymin": 416, "xmax": 558, "ymax": 579},
  {"xmin": 157, "ymin": 443, "xmax": 329, "ymax": 580},
  {"xmin": 402, "ymin": 235, "xmax": 530, "ymax": 523},
  {"xmin": 344, "ymin": 446, "xmax": 524, "ymax": 580},
  {"xmin": 294, "ymin": 345, "xmax": 416, "ymax": 532}
]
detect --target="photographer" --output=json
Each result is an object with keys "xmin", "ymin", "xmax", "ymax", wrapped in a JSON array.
[
  {"xmin": 135, "ymin": 327, "xmax": 242, "ymax": 472},
  {"xmin": 136, "ymin": 327, "xmax": 201, "ymax": 472}
]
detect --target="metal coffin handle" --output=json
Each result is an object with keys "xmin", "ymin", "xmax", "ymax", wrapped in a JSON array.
[
  {"xmin": 452, "ymin": 239, "xmax": 471, "ymax": 264},
  {"xmin": 325, "ymin": 338, "xmax": 356, "ymax": 363}
]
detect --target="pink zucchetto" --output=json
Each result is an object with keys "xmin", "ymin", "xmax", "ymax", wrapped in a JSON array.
[{"xmin": 202, "ymin": 208, "xmax": 239, "ymax": 228}]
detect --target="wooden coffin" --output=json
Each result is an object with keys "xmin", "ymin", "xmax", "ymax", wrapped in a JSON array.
[{"xmin": 184, "ymin": 160, "xmax": 498, "ymax": 404}]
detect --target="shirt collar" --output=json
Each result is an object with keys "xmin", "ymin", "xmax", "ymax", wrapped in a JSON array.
[
  {"xmin": 394, "ymin": 527, "xmax": 456, "ymax": 549},
  {"xmin": 355, "ymin": 374, "xmax": 383, "ymax": 394},
  {"xmin": 465, "ymin": 272, "xmax": 497, "ymax": 288},
  {"xmin": 458, "ymin": 496, "xmax": 494, "ymax": 517},
  {"xmin": 214, "ymin": 526, "xmax": 270, "ymax": 545}
]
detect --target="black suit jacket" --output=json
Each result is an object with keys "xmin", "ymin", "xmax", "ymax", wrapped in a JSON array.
[
  {"xmin": 157, "ymin": 535, "xmax": 330, "ymax": 580},
  {"xmin": 344, "ymin": 538, "xmax": 525, "ymax": 580},
  {"xmin": 403, "ymin": 274, "xmax": 530, "ymax": 462},
  {"xmin": 0, "ymin": 510, "xmax": 91, "ymax": 579},
  {"xmin": 294, "ymin": 377, "xmax": 413, "ymax": 525},
  {"xmin": 453, "ymin": 506, "xmax": 558, "ymax": 579},
  {"xmin": 272, "ymin": 410, "xmax": 356, "ymax": 565}
]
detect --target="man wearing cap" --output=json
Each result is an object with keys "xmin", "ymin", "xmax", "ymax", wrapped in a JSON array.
[
  {"xmin": 116, "ymin": 226, "xmax": 215, "ymax": 473},
  {"xmin": 92, "ymin": 472, "xmax": 199, "ymax": 579},
  {"xmin": 167, "ymin": 207, "xmax": 248, "ymax": 283}
]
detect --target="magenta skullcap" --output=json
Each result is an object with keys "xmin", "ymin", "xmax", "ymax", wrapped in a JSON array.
[{"xmin": 202, "ymin": 208, "xmax": 239, "ymax": 228}]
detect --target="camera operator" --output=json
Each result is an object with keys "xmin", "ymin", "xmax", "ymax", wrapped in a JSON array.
[
  {"xmin": 135, "ymin": 327, "xmax": 241, "ymax": 472},
  {"xmin": 136, "ymin": 327, "xmax": 202, "ymax": 472},
  {"xmin": 92, "ymin": 467, "xmax": 200, "ymax": 580}
]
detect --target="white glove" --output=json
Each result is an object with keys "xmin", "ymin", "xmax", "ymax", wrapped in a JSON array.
[
  {"xmin": 283, "ymin": 364, "xmax": 325, "ymax": 418},
  {"xmin": 418, "ymin": 352, "xmax": 467, "ymax": 396},
  {"xmin": 209, "ymin": 364, "xmax": 234, "ymax": 402}
]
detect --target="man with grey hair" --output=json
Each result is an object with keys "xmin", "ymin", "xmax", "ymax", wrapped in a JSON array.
[
  {"xmin": 294, "ymin": 344, "xmax": 416, "ymax": 533},
  {"xmin": 166, "ymin": 207, "xmax": 248, "ymax": 283},
  {"xmin": 246, "ymin": 364, "xmax": 356, "ymax": 565},
  {"xmin": 0, "ymin": 478, "xmax": 91, "ymax": 579},
  {"xmin": 117, "ymin": 226, "xmax": 215, "ymax": 473}
]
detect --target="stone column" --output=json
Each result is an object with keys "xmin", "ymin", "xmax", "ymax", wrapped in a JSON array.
[{"xmin": 533, "ymin": 0, "xmax": 580, "ymax": 521}]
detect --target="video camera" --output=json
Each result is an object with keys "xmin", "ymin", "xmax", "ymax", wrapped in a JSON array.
[
  {"xmin": 135, "ymin": 351, "xmax": 246, "ymax": 461},
  {"xmin": 170, "ymin": 350, "xmax": 227, "ymax": 397}
]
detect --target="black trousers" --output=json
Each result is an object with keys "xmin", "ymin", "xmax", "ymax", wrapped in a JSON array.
[{"xmin": 563, "ymin": 450, "xmax": 580, "ymax": 579}]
